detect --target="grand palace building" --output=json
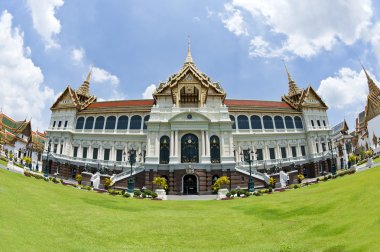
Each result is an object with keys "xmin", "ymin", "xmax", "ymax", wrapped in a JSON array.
[{"xmin": 43, "ymin": 47, "xmax": 335, "ymax": 194}]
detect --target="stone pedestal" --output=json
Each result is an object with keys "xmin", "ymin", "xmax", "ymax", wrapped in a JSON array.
[
  {"xmin": 217, "ymin": 188, "xmax": 229, "ymax": 200},
  {"xmin": 155, "ymin": 189, "xmax": 167, "ymax": 200}
]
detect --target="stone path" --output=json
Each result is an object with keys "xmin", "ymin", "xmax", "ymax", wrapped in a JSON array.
[{"xmin": 166, "ymin": 195, "xmax": 217, "ymax": 200}]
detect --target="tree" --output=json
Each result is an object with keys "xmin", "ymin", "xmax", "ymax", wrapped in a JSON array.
[
  {"xmin": 23, "ymin": 157, "xmax": 32, "ymax": 166},
  {"xmin": 211, "ymin": 176, "xmax": 230, "ymax": 192}
]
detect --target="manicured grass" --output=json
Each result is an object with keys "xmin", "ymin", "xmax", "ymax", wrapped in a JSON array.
[
  {"xmin": 0, "ymin": 159, "xmax": 7, "ymax": 166},
  {"xmin": 374, "ymin": 157, "xmax": 380, "ymax": 163},
  {"xmin": 1, "ymin": 169, "xmax": 380, "ymax": 252}
]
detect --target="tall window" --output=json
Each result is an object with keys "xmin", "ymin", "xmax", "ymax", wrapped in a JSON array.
[
  {"xmin": 230, "ymin": 115, "xmax": 236, "ymax": 129},
  {"xmin": 317, "ymin": 120, "xmax": 321, "ymax": 127},
  {"xmin": 75, "ymin": 117, "xmax": 84, "ymax": 129},
  {"xmin": 117, "ymin": 116, "xmax": 128, "ymax": 130},
  {"xmin": 94, "ymin": 116, "xmax": 105, "ymax": 130},
  {"xmin": 73, "ymin": 147, "xmax": 78, "ymax": 158},
  {"xmin": 116, "ymin": 149, "xmax": 123, "ymax": 161},
  {"xmin": 281, "ymin": 147, "xmax": 287, "ymax": 158},
  {"xmin": 52, "ymin": 121, "xmax": 56, "ymax": 128},
  {"xmin": 160, "ymin": 136, "xmax": 170, "ymax": 164},
  {"xmin": 323, "ymin": 120, "xmax": 326, "ymax": 127},
  {"xmin": 294, "ymin": 116, "xmax": 303, "ymax": 129},
  {"xmin": 263, "ymin": 116, "xmax": 274, "ymax": 129},
  {"xmin": 285, "ymin": 116, "xmax": 294, "ymax": 129},
  {"xmin": 93, "ymin": 148, "xmax": 98, "ymax": 159},
  {"xmin": 105, "ymin": 116, "xmax": 116, "ymax": 130},
  {"xmin": 143, "ymin": 115, "xmax": 150, "ymax": 130},
  {"xmin": 291, "ymin": 146, "xmax": 297, "ymax": 157},
  {"xmin": 311, "ymin": 120, "xmax": 314, "ymax": 127},
  {"xmin": 84, "ymin": 117, "xmax": 94, "ymax": 130},
  {"xmin": 64, "ymin": 121, "xmax": 68, "ymax": 128},
  {"xmin": 256, "ymin": 149, "xmax": 263, "ymax": 160},
  {"xmin": 322, "ymin": 143, "xmax": 326, "ymax": 152},
  {"xmin": 274, "ymin": 116, "xmax": 284, "ymax": 129},
  {"xmin": 60, "ymin": 144, "xmax": 63, "ymax": 155},
  {"xmin": 53, "ymin": 144, "xmax": 57, "ymax": 153},
  {"xmin": 269, "ymin": 148, "xmax": 276, "ymax": 159},
  {"xmin": 104, "ymin": 149, "xmax": 110, "ymax": 161},
  {"xmin": 250, "ymin": 115, "xmax": 262, "ymax": 129},
  {"xmin": 83, "ymin": 147, "xmax": 88, "ymax": 159},
  {"xmin": 130, "ymin": 115, "xmax": 142, "ymax": 130},
  {"xmin": 316, "ymin": 144, "xmax": 319, "ymax": 153},
  {"xmin": 237, "ymin": 115, "xmax": 249, "ymax": 129},
  {"xmin": 210, "ymin": 135, "xmax": 220, "ymax": 163},
  {"xmin": 301, "ymin": 146, "xmax": 306, "ymax": 156},
  {"xmin": 58, "ymin": 121, "xmax": 62, "ymax": 128}
]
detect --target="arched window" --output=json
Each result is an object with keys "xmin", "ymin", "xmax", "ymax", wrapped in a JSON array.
[
  {"xmin": 237, "ymin": 115, "xmax": 249, "ymax": 129},
  {"xmin": 263, "ymin": 115, "xmax": 274, "ymax": 129},
  {"xmin": 130, "ymin": 115, "xmax": 142, "ymax": 130},
  {"xmin": 94, "ymin": 116, "xmax": 105, "ymax": 130},
  {"xmin": 84, "ymin": 117, "xmax": 94, "ymax": 130},
  {"xmin": 75, "ymin": 117, "xmax": 84, "ymax": 129},
  {"xmin": 117, "ymin": 116, "xmax": 128, "ymax": 130},
  {"xmin": 159, "ymin": 136, "xmax": 170, "ymax": 164},
  {"xmin": 105, "ymin": 116, "xmax": 116, "ymax": 130},
  {"xmin": 230, "ymin": 115, "xmax": 236, "ymax": 129},
  {"xmin": 250, "ymin": 115, "xmax": 262, "ymax": 129},
  {"xmin": 274, "ymin": 116, "xmax": 284, "ymax": 129},
  {"xmin": 285, "ymin": 116, "xmax": 295, "ymax": 129},
  {"xmin": 143, "ymin": 115, "xmax": 150, "ymax": 130},
  {"xmin": 210, "ymin": 135, "xmax": 220, "ymax": 163},
  {"xmin": 294, "ymin": 116, "xmax": 303, "ymax": 129}
]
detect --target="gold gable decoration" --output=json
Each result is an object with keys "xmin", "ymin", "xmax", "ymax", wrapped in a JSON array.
[
  {"xmin": 51, "ymin": 67, "xmax": 97, "ymax": 111},
  {"xmin": 362, "ymin": 66, "xmax": 380, "ymax": 122},
  {"xmin": 154, "ymin": 46, "xmax": 226, "ymax": 107}
]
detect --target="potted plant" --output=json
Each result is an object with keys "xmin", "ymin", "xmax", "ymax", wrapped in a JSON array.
[
  {"xmin": 212, "ymin": 176, "xmax": 230, "ymax": 200},
  {"xmin": 152, "ymin": 177, "xmax": 168, "ymax": 200},
  {"xmin": 268, "ymin": 177, "xmax": 277, "ymax": 189},
  {"xmin": 297, "ymin": 174, "xmax": 304, "ymax": 184},
  {"xmin": 103, "ymin": 178, "xmax": 112, "ymax": 189},
  {"xmin": 76, "ymin": 174, "xmax": 83, "ymax": 185}
]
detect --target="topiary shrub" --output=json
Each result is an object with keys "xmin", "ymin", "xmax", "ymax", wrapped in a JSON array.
[
  {"xmin": 230, "ymin": 189, "xmax": 236, "ymax": 196},
  {"xmin": 244, "ymin": 191, "xmax": 250, "ymax": 197},
  {"xmin": 226, "ymin": 192, "xmax": 231, "ymax": 198},
  {"xmin": 297, "ymin": 174, "xmax": 305, "ymax": 183},
  {"xmin": 141, "ymin": 193, "xmax": 147, "ymax": 198},
  {"xmin": 269, "ymin": 177, "xmax": 277, "ymax": 188},
  {"xmin": 75, "ymin": 174, "xmax": 82, "ymax": 185},
  {"xmin": 134, "ymin": 189, "xmax": 141, "ymax": 197},
  {"xmin": 211, "ymin": 176, "xmax": 230, "ymax": 192},
  {"xmin": 123, "ymin": 193, "xmax": 131, "ymax": 198},
  {"xmin": 151, "ymin": 192, "xmax": 158, "ymax": 198},
  {"xmin": 144, "ymin": 189, "xmax": 152, "ymax": 196},
  {"xmin": 152, "ymin": 177, "xmax": 168, "ymax": 190},
  {"xmin": 103, "ymin": 178, "xmax": 112, "ymax": 189}
]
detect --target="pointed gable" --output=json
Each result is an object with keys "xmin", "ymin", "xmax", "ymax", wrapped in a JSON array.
[
  {"xmin": 51, "ymin": 86, "xmax": 78, "ymax": 110},
  {"xmin": 299, "ymin": 86, "xmax": 328, "ymax": 109},
  {"xmin": 154, "ymin": 47, "xmax": 225, "ymax": 106}
]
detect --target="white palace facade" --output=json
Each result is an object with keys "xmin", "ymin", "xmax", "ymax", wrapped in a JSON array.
[{"xmin": 43, "ymin": 48, "xmax": 335, "ymax": 194}]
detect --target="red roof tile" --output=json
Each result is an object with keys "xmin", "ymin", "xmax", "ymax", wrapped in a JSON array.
[
  {"xmin": 224, "ymin": 99, "xmax": 292, "ymax": 108},
  {"xmin": 88, "ymin": 99, "xmax": 155, "ymax": 108}
]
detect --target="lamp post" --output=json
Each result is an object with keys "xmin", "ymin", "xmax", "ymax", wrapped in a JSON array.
[
  {"xmin": 328, "ymin": 138, "xmax": 337, "ymax": 175},
  {"xmin": 44, "ymin": 140, "xmax": 52, "ymax": 177},
  {"xmin": 245, "ymin": 148, "xmax": 254, "ymax": 192},
  {"xmin": 123, "ymin": 151, "xmax": 126, "ymax": 173},
  {"xmin": 127, "ymin": 148, "xmax": 136, "ymax": 193}
]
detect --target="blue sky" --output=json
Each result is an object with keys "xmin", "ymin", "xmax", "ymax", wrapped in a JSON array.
[{"xmin": 0, "ymin": 0, "xmax": 380, "ymax": 131}]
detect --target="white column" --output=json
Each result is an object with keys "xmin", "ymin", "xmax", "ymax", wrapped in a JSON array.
[
  {"xmin": 170, "ymin": 131, "xmax": 174, "ymax": 157},
  {"xmin": 155, "ymin": 133, "xmax": 159, "ymax": 157},
  {"xmin": 175, "ymin": 131, "xmax": 179, "ymax": 157},
  {"xmin": 205, "ymin": 131, "xmax": 210, "ymax": 156},
  {"xmin": 201, "ymin": 130, "xmax": 205, "ymax": 157}
]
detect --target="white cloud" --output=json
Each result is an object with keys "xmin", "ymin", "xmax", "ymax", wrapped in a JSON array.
[
  {"xmin": 249, "ymin": 36, "xmax": 284, "ymax": 58},
  {"xmin": 317, "ymin": 68, "xmax": 370, "ymax": 116},
  {"xmin": 222, "ymin": 0, "xmax": 372, "ymax": 58},
  {"xmin": 0, "ymin": 10, "xmax": 55, "ymax": 130},
  {"xmin": 26, "ymin": 0, "xmax": 64, "ymax": 49},
  {"xmin": 219, "ymin": 3, "xmax": 248, "ymax": 37},
  {"xmin": 142, "ymin": 84, "xmax": 156, "ymax": 99},
  {"xmin": 92, "ymin": 66, "xmax": 120, "ymax": 86},
  {"xmin": 70, "ymin": 47, "xmax": 85, "ymax": 64}
]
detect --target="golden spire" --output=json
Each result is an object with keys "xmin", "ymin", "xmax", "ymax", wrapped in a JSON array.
[
  {"xmin": 77, "ymin": 65, "xmax": 93, "ymax": 98},
  {"xmin": 361, "ymin": 64, "xmax": 380, "ymax": 95},
  {"xmin": 185, "ymin": 36, "xmax": 194, "ymax": 64},
  {"xmin": 283, "ymin": 61, "xmax": 300, "ymax": 96}
]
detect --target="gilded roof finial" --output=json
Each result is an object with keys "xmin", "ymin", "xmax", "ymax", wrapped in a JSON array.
[
  {"xmin": 283, "ymin": 60, "xmax": 300, "ymax": 96},
  {"xmin": 360, "ymin": 63, "xmax": 380, "ymax": 95},
  {"xmin": 77, "ymin": 65, "xmax": 93, "ymax": 98},
  {"xmin": 185, "ymin": 36, "xmax": 193, "ymax": 64}
]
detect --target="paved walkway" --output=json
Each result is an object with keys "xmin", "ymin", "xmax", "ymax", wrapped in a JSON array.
[{"xmin": 166, "ymin": 195, "xmax": 217, "ymax": 200}]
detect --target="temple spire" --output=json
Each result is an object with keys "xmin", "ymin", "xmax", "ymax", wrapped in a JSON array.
[
  {"xmin": 185, "ymin": 36, "xmax": 194, "ymax": 64},
  {"xmin": 283, "ymin": 61, "xmax": 300, "ymax": 96},
  {"xmin": 77, "ymin": 65, "xmax": 93, "ymax": 98},
  {"xmin": 361, "ymin": 64, "xmax": 380, "ymax": 95}
]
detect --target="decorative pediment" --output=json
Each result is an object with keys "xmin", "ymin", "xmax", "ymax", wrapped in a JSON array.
[
  {"xmin": 299, "ymin": 86, "xmax": 328, "ymax": 109},
  {"xmin": 51, "ymin": 86, "xmax": 78, "ymax": 110},
  {"xmin": 168, "ymin": 112, "xmax": 210, "ymax": 123},
  {"xmin": 154, "ymin": 48, "xmax": 226, "ymax": 107}
]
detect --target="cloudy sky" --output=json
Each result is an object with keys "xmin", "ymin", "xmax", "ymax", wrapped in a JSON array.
[{"xmin": 0, "ymin": 0, "xmax": 379, "ymax": 131}]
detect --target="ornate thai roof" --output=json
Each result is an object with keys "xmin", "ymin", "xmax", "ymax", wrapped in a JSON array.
[
  {"xmin": 362, "ymin": 66, "xmax": 380, "ymax": 122},
  {"xmin": 0, "ymin": 113, "xmax": 32, "ymax": 145}
]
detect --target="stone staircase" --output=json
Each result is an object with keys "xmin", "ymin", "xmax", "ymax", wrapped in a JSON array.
[
  {"xmin": 110, "ymin": 165, "xmax": 145, "ymax": 186},
  {"xmin": 235, "ymin": 165, "xmax": 270, "ymax": 184}
]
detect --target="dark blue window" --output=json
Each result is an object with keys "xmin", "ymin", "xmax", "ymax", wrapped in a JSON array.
[
  {"xmin": 84, "ymin": 117, "xmax": 94, "ymax": 130},
  {"xmin": 94, "ymin": 116, "xmax": 105, "ymax": 129},
  {"xmin": 75, "ymin": 117, "xmax": 84, "ymax": 129},
  {"xmin": 143, "ymin": 115, "xmax": 150, "ymax": 130},
  {"xmin": 250, "ymin": 115, "xmax": 262, "ymax": 129},
  {"xmin": 117, "ymin": 116, "xmax": 128, "ymax": 130},
  {"xmin": 159, "ymin": 136, "xmax": 170, "ymax": 164},
  {"xmin": 263, "ymin": 116, "xmax": 274, "ymax": 129},
  {"xmin": 130, "ymin": 115, "xmax": 142, "ymax": 130},
  {"xmin": 105, "ymin": 116, "xmax": 116, "ymax": 130},
  {"xmin": 230, "ymin": 115, "xmax": 236, "ymax": 129},
  {"xmin": 294, "ymin": 116, "xmax": 303, "ymax": 129},
  {"xmin": 274, "ymin": 116, "xmax": 284, "ymax": 129},
  {"xmin": 237, "ymin": 115, "xmax": 249, "ymax": 129},
  {"xmin": 285, "ymin": 116, "xmax": 294, "ymax": 129}
]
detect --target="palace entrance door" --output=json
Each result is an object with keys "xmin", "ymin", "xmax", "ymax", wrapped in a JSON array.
[
  {"xmin": 183, "ymin": 174, "xmax": 197, "ymax": 194},
  {"xmin": 181, "ymin": 133, "xmax": 199, "ymax": 163}
]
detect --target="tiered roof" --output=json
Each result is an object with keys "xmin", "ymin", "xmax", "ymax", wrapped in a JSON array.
[{"xmin": 0, "ymin": 113, "xmax": 31, "ymax": 146}]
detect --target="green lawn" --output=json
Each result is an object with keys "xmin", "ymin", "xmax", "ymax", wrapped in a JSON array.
[
  {"xmin": 1, "ymin": 169, "xmax": 379, "ymax": 252},
  {"xmin": 0, "ymin": 159, "xmax": 8, "ymax": 167},
  {"xmin": 374, "ymin": 156, "xmax": 380, "ymax": 163}
]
